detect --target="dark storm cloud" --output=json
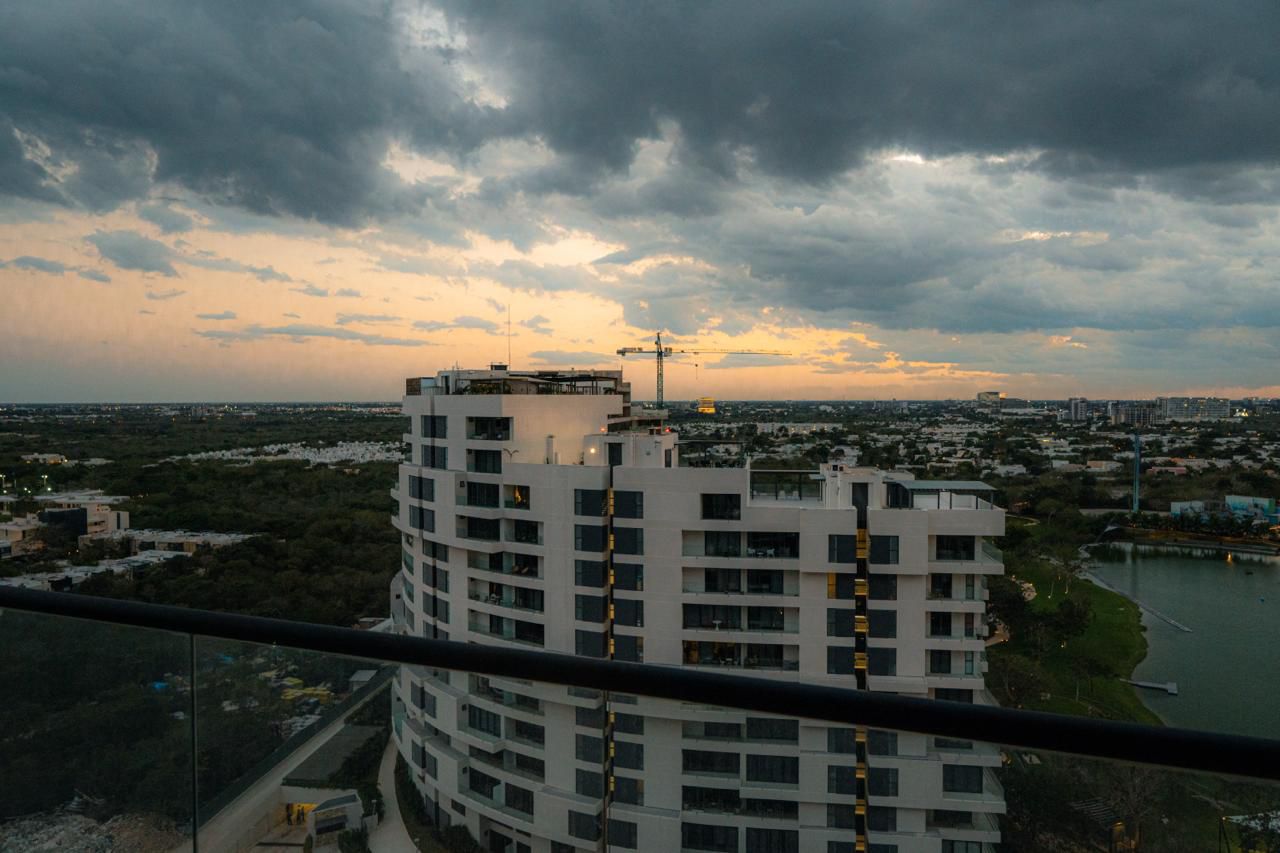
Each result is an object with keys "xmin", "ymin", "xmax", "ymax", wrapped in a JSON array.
[
  {"xmin": 445, "ymin": 2, "xmax": 1280, "ymax": 200},
  {"xmin": 4, "ymin": 0, "xmax": 1278, "ymax": 230},
  {"xmin": 0, "ymin": 0, "xmax": 497, "ymax": 223}
]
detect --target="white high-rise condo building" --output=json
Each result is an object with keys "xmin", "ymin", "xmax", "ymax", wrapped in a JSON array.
[{"xmin": 392, "ymin": 367, "xmax": 1006, "ymax": 853}]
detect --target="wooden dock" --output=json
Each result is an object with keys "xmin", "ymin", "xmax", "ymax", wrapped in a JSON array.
[{"xmin": 1125, "ymin": 679, "xmax": 1179, "ymax": 696}]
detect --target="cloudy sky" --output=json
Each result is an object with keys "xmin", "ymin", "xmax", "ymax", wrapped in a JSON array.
[{"xmin": 3, "ymin": 1, "xmax": 1279, "ymax": 402}]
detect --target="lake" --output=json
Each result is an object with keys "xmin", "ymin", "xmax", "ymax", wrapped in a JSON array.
[{"xmin": 1090, "ymin": 543, "xmax": 1280, "ymax": 739}]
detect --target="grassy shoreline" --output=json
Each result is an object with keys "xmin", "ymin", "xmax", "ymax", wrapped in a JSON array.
[{"xmin": 991, "ymin": 557, "xmax": 1161, "ymax": 724}]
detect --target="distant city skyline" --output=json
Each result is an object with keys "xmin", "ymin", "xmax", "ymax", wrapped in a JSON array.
[{"xmin": 3, "ymin": 3, "xmax": 1280, "ymax": 402}]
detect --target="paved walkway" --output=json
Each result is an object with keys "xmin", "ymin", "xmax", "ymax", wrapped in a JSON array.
[
  {"xmin": 368, "ymin": 739, "xmax": 419, "ymax": 853},
  {"xmin": 172, "ymin": 692, "xmax": 383, "ymax": 853}
]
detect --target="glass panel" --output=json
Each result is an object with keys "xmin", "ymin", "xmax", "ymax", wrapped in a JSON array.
[
  {"xmin": 0, "ymin": 609, "xmax": 194, "ymax": 849},
  {"xmin": 192, "ymin": 638, "xmax": 394, "ymax": 851}
]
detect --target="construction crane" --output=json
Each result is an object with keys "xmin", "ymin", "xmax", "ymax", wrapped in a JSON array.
[{"xmin": 617, "ymin": 332, "xmax": 789, "ymax": 407}]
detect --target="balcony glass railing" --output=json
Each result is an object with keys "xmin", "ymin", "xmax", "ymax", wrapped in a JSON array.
[{"xmin": 1, "ymin": 587, "xmax": 1278, "ymax": 853}]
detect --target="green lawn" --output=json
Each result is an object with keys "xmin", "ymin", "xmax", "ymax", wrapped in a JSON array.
[{"xmin": 996, "ymin": 559, "xmax": 1162, "ymax": 725}]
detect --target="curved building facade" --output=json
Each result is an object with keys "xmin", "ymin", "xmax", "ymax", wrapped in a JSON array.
[{"xmin": 391, "ymin": 367, "xmax": 1005, "ymax": 853}]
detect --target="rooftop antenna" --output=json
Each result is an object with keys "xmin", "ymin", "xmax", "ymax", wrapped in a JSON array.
[{"xmin": 506, "ymin": 302, "xmax": 512, "ymax": 366}]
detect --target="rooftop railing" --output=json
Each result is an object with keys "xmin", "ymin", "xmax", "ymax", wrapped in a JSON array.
[{"xmin": 1, "ymin": 585, "xmax": 1278, "ymax": 852}]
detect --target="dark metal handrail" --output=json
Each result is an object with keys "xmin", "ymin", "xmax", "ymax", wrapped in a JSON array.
[{"xmin": 2, "ymin": 585, "xmax": 1278, "ymax": 782}]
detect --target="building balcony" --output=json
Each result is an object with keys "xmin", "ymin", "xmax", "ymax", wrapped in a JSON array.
[{"xmin": 0, "ymin": 586, "xmax": 1275, "ymax": 853}]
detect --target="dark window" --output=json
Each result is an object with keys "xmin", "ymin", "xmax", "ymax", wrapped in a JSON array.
[
  {"xmin": 930, "ymin": 612, "xmax": 952, "ymax": 637},
  {"xmin": 468, "ymin": 705, "xmax": 501, "ymax": 737},
  {"xmin": 943, "ymin": 765, "xmax": 984, "ymax": 793},
  {"xmin": 868, "ymin": 647, "xmax": 897, "ymax": 676},
  {"xmin": 685, "ymin": 721, "xmax": 742, "ymax": 740},
  {"xmin": 504, "ymin": 784, "xmax": 533, "ymax": 815},
  {"xmin": 868, "ymin": 767, "xmax": 899, "ymax": 796},
  {"xmin": 423, "ymin": 539, "xmax": 449, "ymax": 563},
  {"xmin": 615, "ymin": 598, "xmax": 644, "ymax": 627},
  {"xmin": 826, "ymin": 647, "xmax": 856, "ymax": 675},
  {"xmin": 510, "ymin": 719, "xmax": 544, "ymax": 745},
  {"xmin": 575, "ymin": 734, "xmax": 603, "ymax": 763},
  {"xmin": 568, "ymin": 811, "xmax": 599, "ymax": 841},
  {"xmin": 870, "ymin": 535, "xmax": 900, "ymax": 564},
  {"xmin": 828, "ymin": 534, "xmax": 857, "ymax": 563},
  {"xmin": 745, "ymin": 828, "xmax": 798, "ymax": 853},
  {"xmin": 409, "ymin": 505, "xmax": 435, "ymax": 532},
  {"xmin": 607, "ymin": 443, "xmax": 623, "ymax": 466},
  {"xmin": 615, "ymin": 713, "xmax": 644, "ymax": 734},
  {"xmin": 614, "ymin": 562, "xmax": 643, "ymax": 590},
  {"xmin": 869, "ymin": 574, "xmax": 897, "ymax": 600},
  {"xmin": 469, "ymin": 768, "xmax": 499, "ymax": 799},
  {"xmin": 614, "ymin": 490, "xmax": 644, "ymax": 518},
  {"xmin": 613, "ymin": 633, "xmax": 643, "ymax": 661},
  {"xmin": 868, "ymin": 730, "xmax": 898, "ymax": 756},
  {"xmin": 929, "ymin": 649, "xmax": 952, "ymax": 674},
  {"xmin": 936, "ymin": 535, "xmax": 976, "ymax": 561},
  {"xmin": 466, "ymin": 481, "xmax": 499, "ymax": 507},
  {"xmin": 422, "ymin": 445, "xmax": 448, "ymax": 469},
  {"xmin": 576, "ymin": 705, "xmax": 605, "ymax": 727},
  {"xmin": 672, "ymin": 636, "xmax": 718, "ymax": 665},
  {"xmin": 576, "ymin": 595, "xmax": 606, "ymax": 623},
  {"xmin": 828, "ymin": 765, "xmax": 858, "ymax": 795},
  {"xmin": 409, "ymin": 475, "xmax": 435, "ymax": 501},
  {"xmin": 827, "ymin": 609, "xmax": 855, "ymax": 637},
  {"xmin": 827, "ymin": 804, "xmax": 857, "ymax": 829},
  {"xmin": 421, "ymin": 415, "xmax": 447, "ymax": 438},
  {"xmin": 942, "ymin": 843, "xmax": 981, "ymax": 853},
  {"xmin": 614, "ymin": 525, "xmax": 644, "ymax": 555},
  {"xmin": 575, "ymin": 524, "xmax": 607, "ymax": 552},
  {"xmin": 575, "ymin": 559, "xmax": 606, "ymax": 587},
  {"xmin": 684, "ymin": 786, "xmax": 740, "ymax": 812},
  {"xmin": 746, "ymin": 531, "xmax": 799, "ymax": 558},
  {"xmin": 935, "ymin": 688, "xmax": 974, "ymax": 703},
  {"xmin": 683, "ymin": 750, "xmax": 740, "ymax": 775},
  {"xmin": 701, "ymin": 493, "xmax": 741, "ymax": 520},
  {"xmin": 745, "ymin": 755, "xmax": 798, "ymax": 784},
  {"xmin": 869, "ymin": 609, "xmax": 897, "ymax": 638},
  {"xmin": 742, "ymin": 799, "xmax": 797, "ymax": 819},
  {"xmin": 614, "ymin": 776, "xmax": 643, "ymax": 805},
  {"xmin": 575, "ymin": 630, "xmax": 606, "ymax": 657},
  {"xmin": 867, "ymin": 806, "xmax": 897, "ymax": 832},
  {"xmin": 614, "ymin": 740, "xmax": 644, "ymax": 770},
  {"xmin": 511, "ymin": 518, "xmax": 540, "ymax": 544},
  {"xmin": 704, "ymin": 568, "xmax": 741, "ymax": 592},
  {"xmin": 684, "ymin": 604, "xmax": 741, "ymax": 629},
  {"xmin": 574, "ymin": 489, "xmax": 607, "ymax": 517},
  {"xmin": 512, "ymin": 619, "xmax": 543, "ymax": 645},
  {"xmin": 746, "ymin": 570, "xmax": 783, "ymax": 594},
  {"xmin": 576, "ymin": 769, "xmax": 603, "ymax": 798},
  {"xmin": 827, "ymin": 728, "xmax": 857, "ymax": 753},
  {"xmin": 747, "ymin": 606, "xmax": 784, "ymax": 631},
  {"xmin": 681, "ymin": 823, "xmax": 738, "ymax": 853},
  {"xmin": 608, "ymin": 819, "xmax": 638, "ymax": 850},
  {"xmin": 704, "ymin": 530, "xmax": 741, "ymax": 557},
  {"xmin": 462, "ymin": 515, "xmax": 499, "ymax": 541},
  {"xmin": 468, "ymin": 416, "xmax": 511, "ymax": 441},
  {"xmin": 746, "ymin": 718, "xmax": 798, "ymax": 742},
  {"xmin": 832, "ymin": 574, "xmax": 857, "ymax": 599},
  {"xmin": 469, "ymin": 449, "xmax": 502, "ymax": 474}
]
